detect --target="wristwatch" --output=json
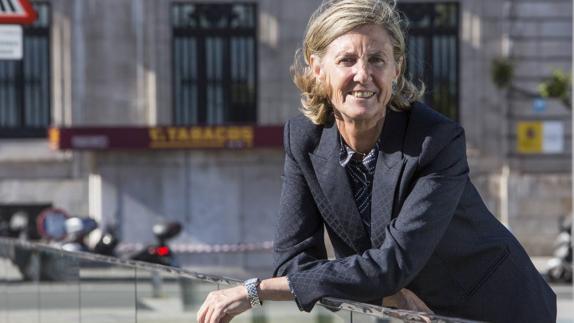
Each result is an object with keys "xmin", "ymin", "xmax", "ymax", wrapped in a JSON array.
[{"xmin": 243, "ymin": 278, "xmax": 262, "ymax": 307}]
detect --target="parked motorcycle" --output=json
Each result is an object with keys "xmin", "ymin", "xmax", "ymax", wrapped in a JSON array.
[
  {"xmin": 545, "ymin": 216, "xmax": 572, "ymax": 283},
  {"xmin": 13, "ymin": 209, "xmax": 106, "ymax": 281},
  {"xmin": 60, "ymin": 217, "xmax": 98, "ymax": 252},
  {"xmin": 92, "ymin": 224, "xmax": 120, "ymax": 256},
  {"xmin": 130, "ymin": 221, "xmax": 182, "ymax": 267},
  {"xmin": 10, "ymin": 206, "xmax": 182, "ymax": 280}
]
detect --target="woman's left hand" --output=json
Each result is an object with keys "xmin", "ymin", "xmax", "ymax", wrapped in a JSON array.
[{"xmin": 196, "ymin": 285, "xmax": 252, "ymax": 323}]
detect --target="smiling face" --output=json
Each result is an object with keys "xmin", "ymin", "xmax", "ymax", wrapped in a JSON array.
[{"xmin": 311, "ymin": 24, "xmax": 401, "ymax": 124}]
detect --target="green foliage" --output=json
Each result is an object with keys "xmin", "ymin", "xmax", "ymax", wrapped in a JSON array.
[
  {"xmin": 491, "ymin": 57, "xmax": 514, "ymax": 89},
  {"xmin": 538, "ymin": 69, "xmax": 571, "ymax": 109}
]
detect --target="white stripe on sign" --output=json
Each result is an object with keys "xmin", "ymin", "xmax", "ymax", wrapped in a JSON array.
[{"xmin": 0, "ymin": 0, "xmax": 24, "ymax": 15}]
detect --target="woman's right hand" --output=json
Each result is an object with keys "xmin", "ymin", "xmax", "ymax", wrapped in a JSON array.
[
  {"xmin": 383, "ymin": 288, "xmax": 434, "ymax": 313},
  {"xmin": 196, "ymin": 285, "xmax": 252, "ymax": 323},
  {"xmin": 196, "ymin": 277, "xmax": 294, "ymax": 323}
]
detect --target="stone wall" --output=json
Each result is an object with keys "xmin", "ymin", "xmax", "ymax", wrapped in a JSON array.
[{"xmin": 0, "ymin": 0, "xmax": 570, "ymax": 262}]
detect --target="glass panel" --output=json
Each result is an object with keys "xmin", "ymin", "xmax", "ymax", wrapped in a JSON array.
[
  {"xmin": 0, "ymin": 62, "xmax": 18, "ymax": 126},
  {"xmin": 449, "ymin": 36, "xmax": 457, "ymax": 118},
  {"xmin": 41, "ymin": 37, "xmax": 50, "ymax": 125},
  {"xmin": 0, "ymin": 240, "xmax": 477, "ymax": 323},
  {"xmin": 406, "ymin": 36, "xmax": 425, "ymax": 88},
  {"xmin": 24, "ymin": 37, "xmax": 34, "ymax": 126},
  {"xmin": 79, "ymin": 259, "xmax": 136, "ymax": 323},
  {"xmin": 350, "ymin": 311, "xmax": 404, "ymax": 323},
  {"xmin": 182, "ymin": 38, "xmax": 191, "ymax": 123},
  {"xmin": 134, "ymin": 269, "xmax": 221, "ymax": 322},
  {"xmin": 189, "ymin": 39, "xmax": 198, "ymax": 123},
  {"xmin": 247, "ymin": 37, "xmax": 255, "ymax": 98},
  {"xmin": 5, "ymin": 246, "xmax": 40, "ymax": 323},
  {"xmin": 175, "ymin": 37, "xmax": 199, "ymax": 125},
  {"xmin": 239, "ymin": 301, "xmax": 352, "ymax": 323},
  {"xmin": 206, "ymin": 37, "xmax": 224, "ymax": 124},
  {"xmin": 37, "ymin": 248, "xmax": 80, "ymax": 323},
  {"xmin": 184, "ymin": 38, "xmax": 191, "ymax": 124},
  {"xmin": 23, "ymin": 37, "xmax": 32, "ymax": 126},
  {"xmin": 174, "ymin": 39, "xmax": 182, "ymax": 123},
  {"xmin": 315, "ymin": 303, "xmax": 352, "ymax": 323},
  {"xmin": 0, "ymin": 241, "xmax": 10, "ymax": 323}
]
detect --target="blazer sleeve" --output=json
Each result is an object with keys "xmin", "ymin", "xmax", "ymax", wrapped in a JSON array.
[
  {"xmin": 287, "ymin": 125, "xmax": 470, "ymax": 312},
  {"xmin": 272, "ymin": 119, "xmax": 327, "ymax": 278}
]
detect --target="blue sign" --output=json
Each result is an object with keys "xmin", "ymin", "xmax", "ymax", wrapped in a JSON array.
[{"xmin": 533, "ymin": 97, "xmax": 546, "ymax": 113}]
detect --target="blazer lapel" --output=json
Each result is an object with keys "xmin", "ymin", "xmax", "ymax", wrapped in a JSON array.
[
  {"xmin": 370, "ymin": 109, "xmax": 407, "ymax": 248},
  {"xmin": 310, "ymin": 123, "xmax": 371, "ymax": 253}
]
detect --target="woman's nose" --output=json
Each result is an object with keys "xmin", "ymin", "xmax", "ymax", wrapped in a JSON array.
[{"xmin": 353, "ymin": 62, "xmax": 371, "ymax": 83}]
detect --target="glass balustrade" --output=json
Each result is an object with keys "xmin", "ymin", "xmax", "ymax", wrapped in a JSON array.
[{"xmin": 0, "ymin": 238, "xmax": 478, "ymax": 323}]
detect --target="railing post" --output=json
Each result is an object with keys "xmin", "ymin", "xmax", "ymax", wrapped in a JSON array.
[
  {"xmin": 179, "ymin": 278, "xmax": 196, "ymax": 311},
  {"xmin": 151, "ymin": 270, "xmax": 162, "ymax": 298},
  {"xmin": 316, "ymin": 311, "xmax": 334, "ymax": 323},
  {"xmin": 251, "ymin": 307, "xmax": 268, "ymax": 323}
]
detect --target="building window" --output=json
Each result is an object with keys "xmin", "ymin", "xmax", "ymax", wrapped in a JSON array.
[
  {"xmin": 0, "ymin": 3, "xmax": 51, "ymax": 138},
  {"xmin": 172, "ymin": 3, "xmax": 257, "ymax": 125},
  {"xmin": 398, "ymin": 2, "xmax": 459, "ymax": 120}
]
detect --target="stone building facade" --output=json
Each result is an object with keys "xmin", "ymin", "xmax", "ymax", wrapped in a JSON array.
[{"xmin": 0, "ymin": 0, "xmax": 570, "ymax": 271}]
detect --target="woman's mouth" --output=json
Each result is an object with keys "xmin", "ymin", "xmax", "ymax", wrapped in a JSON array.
[{"xmin": 349, "ymin": 91, "xmax": 376, "ymax": 99}]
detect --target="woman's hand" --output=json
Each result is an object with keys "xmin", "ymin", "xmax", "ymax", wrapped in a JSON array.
[
  {"xmin": 383, "ymin": 288, "xmax": 434, "ymax": 313},
  {"xmin": 196, "ymin": 277, "xmax": 293, "ymax": 323},
  {"xmin": 196, "ymin": 285, "xmax": 251, "ymax": 323}
]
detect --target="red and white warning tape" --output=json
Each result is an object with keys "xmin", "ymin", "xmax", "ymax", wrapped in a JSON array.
[{"xmin": 118, "ymin": 241, "xmax": 274, "ymax": 254}]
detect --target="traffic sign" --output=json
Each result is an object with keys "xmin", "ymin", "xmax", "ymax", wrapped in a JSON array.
[{"xmin": 0, "ymin": 0, "xmax": 37, "ymax": 25}]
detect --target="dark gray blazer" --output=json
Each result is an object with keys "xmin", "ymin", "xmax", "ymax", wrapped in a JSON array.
[{"xmin": 273, "ymin": 102, "xmax": 556, "ymax": 322}]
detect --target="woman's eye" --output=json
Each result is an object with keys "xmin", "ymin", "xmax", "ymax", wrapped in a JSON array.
[
  {"xmin": 338, "ymin": 57, "xmax": 355, "ymax": 65},
  {"xmin": 370, "ymin": 57, "xmax": 385, "ymax": 65}
]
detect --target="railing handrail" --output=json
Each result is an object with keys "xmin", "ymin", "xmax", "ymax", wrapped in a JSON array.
[{"xmin": 0, "ymin": 237, "xmax": 481, "ymax": 323}]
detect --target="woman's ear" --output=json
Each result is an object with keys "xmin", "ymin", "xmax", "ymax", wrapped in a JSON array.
[
  {"xmin": 310, "ymin": 54, "xmax": 323, "ymax": 81},
  {"xmin": 394, "ymin": 56, "xmax": 403, "ymax": 80}
]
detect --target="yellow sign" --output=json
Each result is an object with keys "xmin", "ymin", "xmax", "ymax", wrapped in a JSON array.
[
  {"xmin": 48, "ymin": 128, "xmax": 60, "ymax": 150},
  {"xmin": 148, "ymin": 126, "xmax": 254, "ymax": 149},
  {"xmin": 516, "ymin": 122, "xmax": 542, "ymax": 153}
]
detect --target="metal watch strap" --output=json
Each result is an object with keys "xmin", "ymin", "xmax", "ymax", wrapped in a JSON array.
[{"xmin": 244, "ymin": 278, "xmax": 262, "ymax": 307}]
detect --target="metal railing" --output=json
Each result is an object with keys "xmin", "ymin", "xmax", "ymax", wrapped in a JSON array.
[{"xmin": 0, "ymin": 237, "xmax": 478, "ymax": 323}]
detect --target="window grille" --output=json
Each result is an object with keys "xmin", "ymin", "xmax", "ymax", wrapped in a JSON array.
[
  {"xmin": 172, "ymin": 3, "xmax": 257, "ymax": 125},
  {"xmin": 398, "ymin": 2, "xmax": 459, "ymax": 120},
  {"xmin": 0, "ymin": 2, "xmax": 50, "ymax": 138}
]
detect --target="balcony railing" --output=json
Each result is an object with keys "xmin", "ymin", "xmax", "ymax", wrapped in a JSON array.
[{"xmin": 0, "ymin": 237, "xmax": 479, "ymax": 323}]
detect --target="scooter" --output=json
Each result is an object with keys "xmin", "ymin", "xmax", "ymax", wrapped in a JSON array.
[
  {"xmin": 545, "ymin": 216, "xmax": 572, "ymax": 283},
  {"xmin": 13, "ymin": 211, "xmax": 111, "ymax": 281},
  {"xmin": 12, "ymin": 209, "xmax": 77, "ymax": 281},
  {"xmin": 92, "ymin": 224, "xmax": 120, "ymax": 256},
  {"xmin": 130, "ymin": 221, "xmax": 182, "ymax": 267},
  {"xmin": 60, "ymin": 217, "xmax": 98, "ymax": 252}
]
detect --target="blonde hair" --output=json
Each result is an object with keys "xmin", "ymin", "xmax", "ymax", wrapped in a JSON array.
[{"xmin": 292, "ymin": 0, "xmax": 425, "ymax": 125}]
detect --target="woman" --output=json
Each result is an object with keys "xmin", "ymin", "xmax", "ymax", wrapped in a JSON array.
[{"xmin": 197, "ymin": 0, "xmax": 557, "ymax": 322}]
